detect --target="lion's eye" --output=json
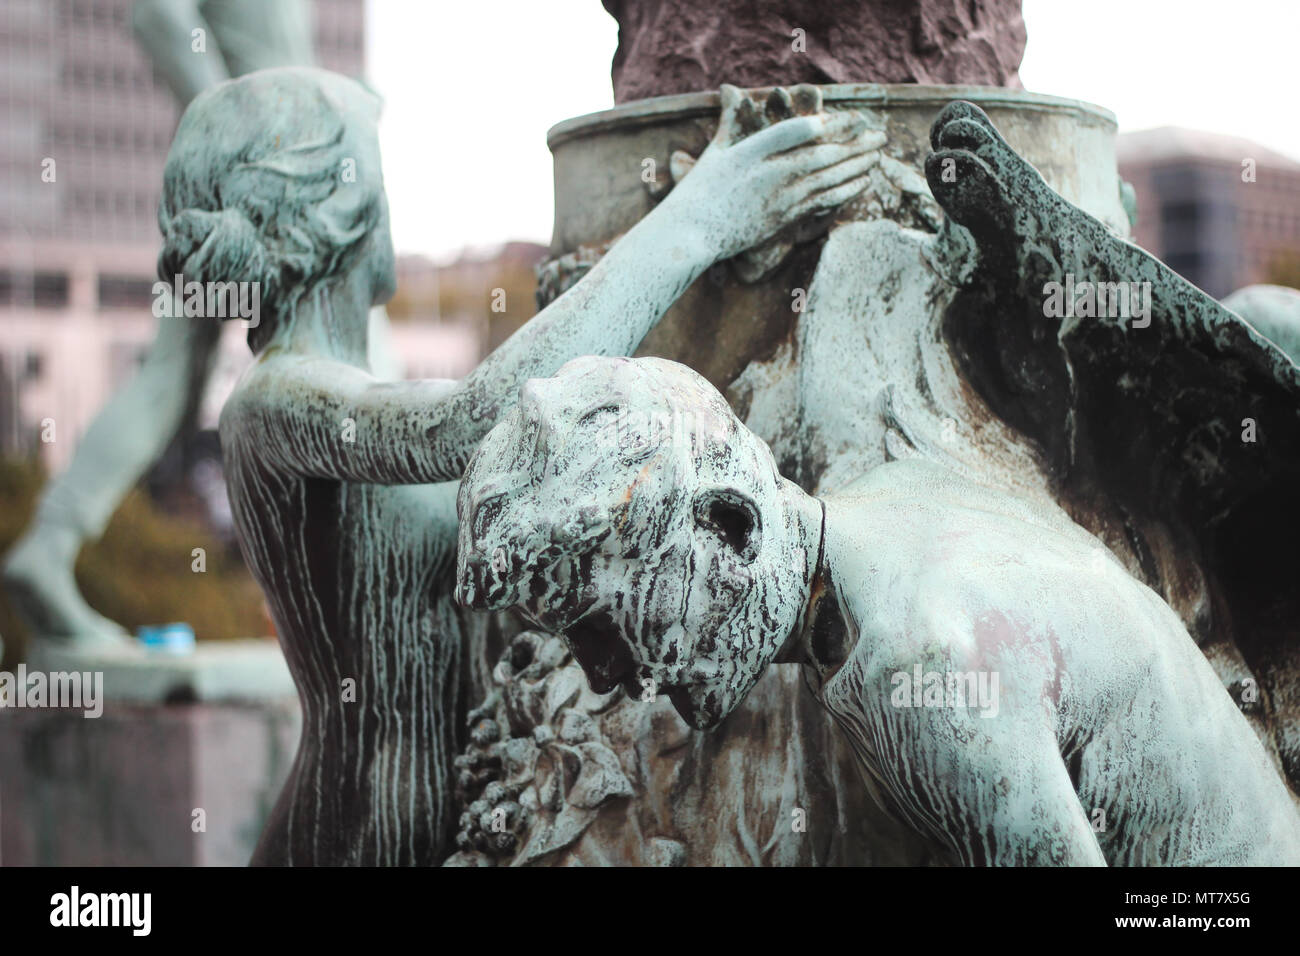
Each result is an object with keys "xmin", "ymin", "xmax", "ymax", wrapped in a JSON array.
[
  {"xmin": 579, "ymin": 405, "xmax": 622, "ymax": 429},
  {"xmin": 473, "ymin": 494, "xmax": 506, "ymax": 541}
]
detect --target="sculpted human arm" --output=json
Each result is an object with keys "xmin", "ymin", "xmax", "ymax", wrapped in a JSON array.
[
  {"xmin": 234, "ymin": 88, "xmax": 880, "ymax": 484},
  {"xmin": 420, "ymin": 87, "xmax": 882, "ymax": 477},
  {"xmin": 890, "ymin": 705, "xmax": 1103, "ymax": 865},
  {"xmin": 226, "ymin": 355, "xmax": 461, "ymax": 484}
]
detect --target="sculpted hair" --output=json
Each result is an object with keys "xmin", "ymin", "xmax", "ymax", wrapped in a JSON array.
[{"xmin": 156, "ymin": 67, "xmax": 382, "ymax": 351}]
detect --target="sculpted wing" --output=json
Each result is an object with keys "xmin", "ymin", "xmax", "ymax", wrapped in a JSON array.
[{"xmin": 924, "ymin": 101, "xmax": 1300, "ymax": 787}]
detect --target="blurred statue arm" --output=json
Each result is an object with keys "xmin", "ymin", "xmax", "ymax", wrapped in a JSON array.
[{"xmin": 132, "ymin": 0, "xmax": 229, "ymax": 106}]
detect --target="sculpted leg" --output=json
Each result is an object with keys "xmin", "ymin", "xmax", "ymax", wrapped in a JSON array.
[
  {"xmin": 3, "ymin": 312, "xmax": 220, "ymax": 646},
  {"xmin": 922, "ymin": 100, "xmax": 1298, "ymax": 468}
]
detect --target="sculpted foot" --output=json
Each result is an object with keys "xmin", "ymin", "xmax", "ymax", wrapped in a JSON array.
[
  {"xmin": 921, "ymin": 98, "xmax": 1300, "ymax": 480},
  {"xmin": 925, "ymin": 100, "xmax": 1172, "ymax": 301},
  {"xmin": 3, "ymin": 525, "xmax": 132, "ymax": 651}
]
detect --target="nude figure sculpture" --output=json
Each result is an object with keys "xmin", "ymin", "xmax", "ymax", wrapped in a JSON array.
[
  {"xmin": 166, "ymin": 66, "xmax": 877, "ymax": 864},
  {"xmin": 455, "ymin": 355, "xmax": 1300, "ymax": 865}
]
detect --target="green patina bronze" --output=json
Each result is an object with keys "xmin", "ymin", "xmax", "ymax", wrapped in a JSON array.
[{"xmin": 153, "ymin": 68, "xmax": 878, "ymax": 864}]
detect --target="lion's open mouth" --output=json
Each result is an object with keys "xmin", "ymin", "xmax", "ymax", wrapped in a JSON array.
[
  {"xmin": 565, "ymin": 610, "xmax": 638, "ymax": 694},
  {"xmin": 664, "ymin": 684, "xmax": 727, "ymax": 731}
]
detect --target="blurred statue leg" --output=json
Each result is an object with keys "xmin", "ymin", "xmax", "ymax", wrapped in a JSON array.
[
  {"xmin": 5, "ymin": 0, "xmax": 312, "ymax": 653},
  {"xmin": 131, "ymin": 0, "xmax": 314, "ymax": 107},
  {"xmin": 366, "ymin": 306, "xmax": 401, "ymax": 381},
  {"xmin": 130, "ymin": 0, "xmax": 231, "ymax": 107},
  {"xmin": 3, "ymin": 310, "xmax": 221, "ymax": 647},
  {"xmin": 199, "ymin": 0, "xmax": 315, "ymax": 77}
]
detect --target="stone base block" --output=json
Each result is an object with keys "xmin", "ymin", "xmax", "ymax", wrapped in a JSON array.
[{"xmin": 0, "ymin": 697, "xmax": 299, "ymax": 865}]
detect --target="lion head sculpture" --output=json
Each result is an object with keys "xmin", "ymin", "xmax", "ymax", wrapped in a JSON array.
[{"xmin": 456, "ymin": 356, "xmax": 820, "ymax": 729}]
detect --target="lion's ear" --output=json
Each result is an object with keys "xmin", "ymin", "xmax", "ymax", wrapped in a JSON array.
[{"xmin": 693, "ymin": 488, "xmax": 761, "ymax": 564}]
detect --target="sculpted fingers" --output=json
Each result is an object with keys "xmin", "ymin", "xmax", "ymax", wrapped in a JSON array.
[
  {"xmin": 714, "ymin": 84, "xmax": 746, "ymax": 145},
  {"xmin": 929, "ymin": 100, "xmax": 1001, "ymax": 150},
  {"xmin": 764, "ymin": 83, "xmax": 823, "ymax": 124},
  {"xmin": 788, "ymin": 83, "xmax": 822, "ymax": 115},
  {"xmin": 788, "ymin": 172, "xmax": 872, "ymax": 220},
  {"xmin": 742, "ymin": 108, "xmax": 869, "ymax": 159},
  {"xmin": 716, "ymin": 83, "xmax": 767, "ymax": 147},
  {"xmin": 793, "ymin": 150, "xmax": 880, "ymax": 200},
  {"xmin": 741, "ymin": 114, "xmax": 821, "ymax": 157},
  {"xmin": 811, "ymin": 110, "xmax": 876, "ymax": 147},
  {"xmin": 779, "ymin": 130, "xmax": 886, "ymax": 173},
  {"xmin": 925, "ymin": 146, "xmax": 1010, "ymax": 239},
  {"xmin": 764, "ymin": 85, "xmax": 795, "ymax": 123}
]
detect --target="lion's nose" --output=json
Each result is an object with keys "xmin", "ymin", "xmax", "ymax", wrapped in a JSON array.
[
  {"xmin": 455, "ymin": 564, "xmax": 479, "ymax": 608},
  {"xmin": 456, "ymin": 549, "xmax": 506, "ymax": 610}
]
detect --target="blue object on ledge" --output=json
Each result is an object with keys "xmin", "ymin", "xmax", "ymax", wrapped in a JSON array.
[{"xmin": 136, "ymin": 623, "xmax": 196, "ymax": 654}]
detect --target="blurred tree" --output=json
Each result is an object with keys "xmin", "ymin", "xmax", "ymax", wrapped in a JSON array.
[{"xmin": 1265, "ymin": 250, "xmax": 1300, "ymax": 289}]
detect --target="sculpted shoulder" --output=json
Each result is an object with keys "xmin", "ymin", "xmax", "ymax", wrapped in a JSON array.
[
  {"xmin": 820, "ymin": 460, "xmax": 1105, "ymax": 677},
  {"xmin": 217, "ymin": 350, "xmax": 294, "ymax": 440},
  {"xmin": 820, "ymin": 460, "xmax": 961, "ymax": 617}
]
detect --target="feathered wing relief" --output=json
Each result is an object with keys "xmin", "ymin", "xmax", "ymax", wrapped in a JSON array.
[{"xmin": 925, "ymin": 100, "xmax": 1300, "ymax": 789}]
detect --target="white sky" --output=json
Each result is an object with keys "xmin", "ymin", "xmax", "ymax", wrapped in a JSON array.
[{"xmin": 366, "ymin": 0, "xmax": 1300, "ymax": 261}]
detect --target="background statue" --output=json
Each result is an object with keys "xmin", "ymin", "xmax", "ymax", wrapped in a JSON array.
[
  {"xmin": 454, "ymin": 354, "xmax": 1300, "ymax": 865},
  {"xmin": 1221, "ymin": 284, "xmax": 1300, "ymax": 363},
  {"xmin": 2, "ymin": 0, "xmax": 327, "ymax": 649},
  {"xmin": 176, "ymin": 68, "xmax": 877, "ymax": 863}
]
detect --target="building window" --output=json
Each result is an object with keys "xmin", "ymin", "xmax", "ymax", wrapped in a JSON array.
[
  {"xmin": 0, "ymin": 270, "xmax": 71, "ymax": 308},
  {"xmin": 1160, "ymin": 202, "xmax": 1200, "ymax": 229},
  {"xmin": 97, "ymin": 274, "xmax": 156, "ymax": 311}
]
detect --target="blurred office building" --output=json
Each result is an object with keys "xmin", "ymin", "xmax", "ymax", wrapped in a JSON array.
[
  {"xmin": 1119, "ymin": 127, "xmax": 1300, "ymax": 299},
  {"xmin": 0, "ymin": 0, "xmax": 496, "ymax": 484}
]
